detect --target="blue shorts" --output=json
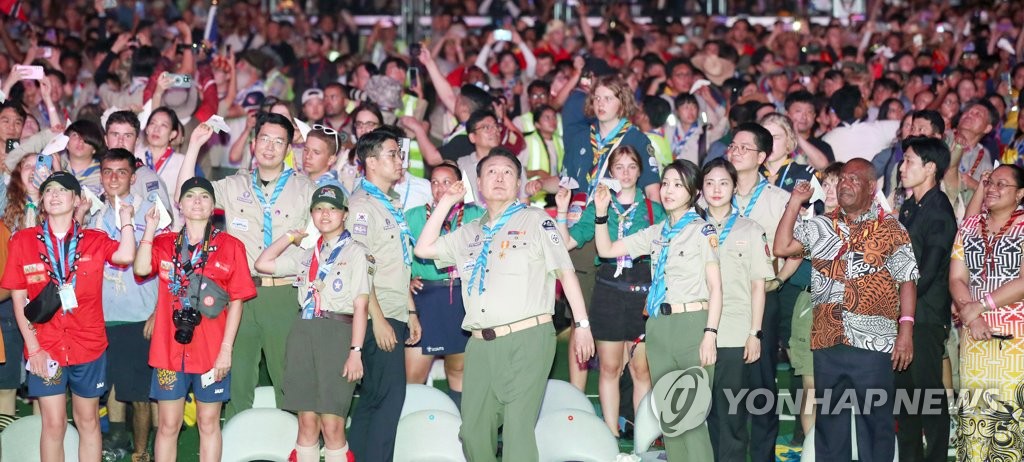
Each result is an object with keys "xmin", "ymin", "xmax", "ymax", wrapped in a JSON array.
[
  {"xmin": 27, "ymin": 352, "xmax": 108, "ymax": 398},
  {"xmin": 412, "ymin": 280, "xmax": 470, "ymax": 355},
  {"xmin": 150, "ymin": 369, "xmax": 231, "ymax": 403}
]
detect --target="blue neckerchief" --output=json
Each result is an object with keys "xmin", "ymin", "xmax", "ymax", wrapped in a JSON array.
[
  {"xmin": 733, "ymin": 179, "xmax": 768, "ymax": 217},
  {"xmin": 359, "ymin": 178, "xmax": 415, "ymax": 264},
  {"xmin": 468, "ymin": 201, "xmax": 525, "ymax": 295},
  {"xmin": 644, "ymin": 210, "xmax": 699, "ymax": 318},
  {"xmin": 301, "ymin": 231, "xmax": 351, "ymax": 319},
  {"xmin": 595, "ymin": 118, "xmax": 627, "ymax": 150},
  {"xmin": 251, "ymin": 169, "xmax": 294, "ymax": 248},
  {"xmin": 42, "ymin": 220, "xmax": 80, "ymax": 286},
  {"xmin": 716, "ymin": 208, "xmax": 740, "ymax": 243}
]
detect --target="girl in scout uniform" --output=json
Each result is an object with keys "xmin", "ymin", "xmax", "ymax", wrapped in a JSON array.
[
  {"xmin": 700, "ymin": 158, "xmax": 775, "ymax": 461},
  {"xmin": 135, "ymin": 177, "xmax": 256, "ymax": 462},
  {"xmin": 405, "ymin": 161, "xmax": 484, "ymax": 408},
  {"xmin": 553, "ymin": 145, "xmax": 665, "ymax": 436},
  {"xmin": 593, "ymin": 159, "xmax": 722, "ymax": 460},
  {"xmin": 254, "ymin": 184, "xmax": 370, "ymax": 462}
]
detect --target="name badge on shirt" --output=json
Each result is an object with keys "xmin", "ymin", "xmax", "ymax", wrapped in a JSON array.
[
  {"xmin": 59, "ymin": 284, "xmax": 78, "ymax": 312},
  {"xmin": 231, "ymin": 218, "xmax": 249, "ymax": 231}
]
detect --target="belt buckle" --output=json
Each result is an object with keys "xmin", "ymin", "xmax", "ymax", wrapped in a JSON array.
[
  {"xmin": 659, "ymin": 303, "xmax": 672, "ymax": 316},
  {"xmin": 481, "ymin": 328, "xmax": 497, "ymax": 341}
]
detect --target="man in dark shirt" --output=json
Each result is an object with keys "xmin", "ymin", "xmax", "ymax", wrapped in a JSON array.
[{"xmin": 895, "ymin": 136, "xmax": 956, "ymax": 461}]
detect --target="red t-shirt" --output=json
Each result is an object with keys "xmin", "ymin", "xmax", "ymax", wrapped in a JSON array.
[
  {"xmin": 147, "ymin": 231, "xmax": 257, "ymax": 374},
  {"xmin": 0, "ymin": 224, "xmax": 119, "ymax": 366}
]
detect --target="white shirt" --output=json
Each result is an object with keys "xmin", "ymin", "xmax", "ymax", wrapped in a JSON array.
[
  {"xmin": 822, "ymin": 120, "xmax": 900, "ymax": 163},
  {"xmin": 393, "ymin": 174, "xmax": 432, "ymax": 212}
]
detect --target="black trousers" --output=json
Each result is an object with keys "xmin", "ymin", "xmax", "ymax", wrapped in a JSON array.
[
  {"xmin": 709, "ymin": 347, "xmax": 751, "ymax": 462},
  {"xmin": 814, "ymin": 345, "xmax": 896, "ymax": 462},
  {"xmin": 349, "ymin": 318, "xmax": 409, "ymax": 462},
  {"xmin": 895, "ymin": 323, "xmax": 950, "ymax": 462},
  {"xmin": 748, "ymin": 289, "xmax": 780, "ymax": 462}
]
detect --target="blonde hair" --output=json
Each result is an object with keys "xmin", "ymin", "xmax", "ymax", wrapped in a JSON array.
[
  {"xmin": 584, "ymin": 75, "xmax": 639, "ymax": 120},
  {"xmin": 758, "ymin": 112, "xmax": 798, "ymax": 156}
]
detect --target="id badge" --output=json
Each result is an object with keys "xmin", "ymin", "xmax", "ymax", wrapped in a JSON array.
[
  {"xmin": 58, "ymin": 284, "xmax": 78, "ymax": 312},
  {"xmin": 200, "ymin": 369, "xmax": 216, "ymax": 388}
]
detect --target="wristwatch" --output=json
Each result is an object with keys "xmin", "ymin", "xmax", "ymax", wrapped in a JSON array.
[
  {"xmin": 575, "ymin": 319, "xmax": 591, "ymax": 329},
  {"xmin": 350, "ymin": 346, "xmax": 363, "ymax": 352},
  {"xmin": 749, "ymin": 329, "xmax": 763, "ymax": 339}
]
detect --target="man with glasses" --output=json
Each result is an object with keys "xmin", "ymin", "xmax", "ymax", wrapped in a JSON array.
[
  {"xmin": 176, "ymin": 113, "xmax": 315, "ymax": 419},
  {"xmin": 344, "ymin": 129, "xmax": 421, "ymax": 462},
  {"xmin": 724, "ymin": 122, "xmax": 794, "ymax": 462},
  {"xmin": 894, "ymin": 136, "xmax": 955, "ymax": 460},
  {"xmin": 457, "ymin": 110, "xmax": 532, "ymax": 206}
]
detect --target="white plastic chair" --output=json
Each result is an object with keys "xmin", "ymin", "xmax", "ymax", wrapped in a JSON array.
[
  {"xmin": 535, "ymin": 409, "xmax": 620, "ymax": 462},
  {"xmin": 252, "ymin": 385, "xmax": 276, "ymax": 409},
  {"xmin": 221, "ymin": 408, "xmax": 298, "ymax": 462},
  {"xmin": 394, "ymin": 410, "xmax": 466, "ymax": 462},
  {"xmin": 400, "ymin": 384, "xmax": 460, "ymax": 419},
  {"xmin": 633, "ymin": 391, "xmax": 664, "ymax": 457},
  {"xmin": 538, "ymin": 379, "xmax": 596, "ymax": 416},
  {"xmin": 0, "ymin": 415, "xmax": 80, "ymax": 462}
]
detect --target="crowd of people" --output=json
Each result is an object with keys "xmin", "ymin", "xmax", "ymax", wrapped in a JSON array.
[{"xmin": 0, "ymin": 0, "xmax": 1022, "ymax": 461}]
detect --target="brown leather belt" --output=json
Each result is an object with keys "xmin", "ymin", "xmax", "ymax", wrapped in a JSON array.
[
  {"xmin": 471, "ymin": 314, "xmax": 553, "ymax": 341},
  {"xmin": 318, "ymin": 311, "xmax": 354, "ymax": 324},
  {"xmin": 252, "ymin": 276, "xmax": 295, "ymax": 287}
]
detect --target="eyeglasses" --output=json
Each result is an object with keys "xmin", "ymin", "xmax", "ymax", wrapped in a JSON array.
[
  {"xmin": 983, "ymin": 179, "xmax": 1021, "ymax": 190},
  {"xmin": 375, "ymin": 150, "xmax": 406, "ymax": 161},
  {"xmin": 354, "ymin": 120, "xmax": 380, "ymax": 130},
  {"xmin": 726, "ymin": 144, "xmax": 759, "ymax": 155},
  {"xmin": 312, "ymin": 124, "xmax": 340, "ymax": 150},
  {"xmin": 256, "ymin": 135, "xmax": 288, "ymax": 150},
  {"xmin": 474, "ymin": 124, "xmax": 500, "ymax": 133},
  {"xmin": 529, "ymin": 93, "xmax": 548, "ymax": 100}
]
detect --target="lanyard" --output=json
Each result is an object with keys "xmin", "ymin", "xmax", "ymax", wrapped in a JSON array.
[
  {"xmin": 41, "ymin": 220, "xmax": 80, "ymax": 286},
  {"xmin": 250, "ymin": 169, "xmax": 294, "ymax": 248},
  {"xmin": 302, "ymin": 231, "xmax": 351, "ymax": 319},
  {"xmin": 733, "ymin": 179, "xmax": 768, "ymax": 217},
  {"xmin": 645, "ymin": 210, "xmax": 700, "ymax": 318},
  {"xmin": 146, "ymin": 147, "xmax": 174, "ymax": 175},
  {"xmin": 468, "ymin": 201, "xmax": 525, "ymax": 295},
  {"xmin": 612, "ymin": 199, "xmax": 640, "ymax": 278},
  {"xmin": 360, "ymin": 178, "xmax": 416, "ymax": 265}
]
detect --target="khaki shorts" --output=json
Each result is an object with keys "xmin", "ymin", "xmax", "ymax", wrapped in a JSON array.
[{"xmin": 788, "ymin": 290, "xmax": 814, "ymax": 377}]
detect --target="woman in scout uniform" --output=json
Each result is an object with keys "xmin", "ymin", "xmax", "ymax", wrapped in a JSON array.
[
  {"xmin": 255, "ymin": 184, "xmax": 370, "ymax": 462},
  {"xmin": 593, "ymin": 159, "xmax": 722, "ymax": 460},
  {"xmin": 553, "ymin": 144, "xmax": 665, "ymax": 436},
  {"xmin": 950, "ymin": 164, "xmax": 1024, "ymax": 461},
  {"xmin": 700, "ymin": 158, "xmax": 774, "ymax": 460},
  {"xmin": 405, "ymin": 161, "xmax": 484, "ymax": 408},
  {"xmin": 135, "ymin": 177, "xmax": 256, "ymax": 462},
  {"xmin": 139, "ymin": 107, "xmax": 186, "ymax": 191}
]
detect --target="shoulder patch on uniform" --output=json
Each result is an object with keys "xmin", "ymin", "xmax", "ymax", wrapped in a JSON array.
[
  {"xmin": 648, "ymin": 156, "xmax": 658, "ymax": 168},
  {"xmin": 146, "ymin": 181, "xmax": 159, "ymax": 192},
  {"xmin": 700, "ymin": 223, "xmax": 716, "ymax": 236},
  {"xmin": 353, "ymin": 224, "xmax": 368, "ymax": 235},
  {"xmin": 365, "ymin": 254, "xmax": 376, "ymax": 275},
  {"xmin": 355, "ymin": 212, "xmax": 368, "ymax": 223},
  {"xmin": 541, "ymin": 219, "xmax": 556, "ymax": 231}
]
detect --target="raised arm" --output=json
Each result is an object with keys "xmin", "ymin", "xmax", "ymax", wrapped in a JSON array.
[
  {"xmin": 418, "ymin": 43, "xmax": 457, "ymax": 115},
  {"xmin": 178, "ymin": 124, "xmax": 215, "ymax": 202},
  {"xmin": 592, "ymin": 185, "xmax": 630, "ymax": 258},
  {"xmin": 774, "ymin": 182, "xmax": 811, "ymax": 258},
  {"xmin": 554, "ymin": 188, "xmax": 579, "ymax": 249},
  {"xmin": 109, "ymin": 204, "xmax": 138, "ymax": 265},
  {"xmin": 254, "ymin": 229, "xmax": 307, "ymax": 275},
  {"xmin": 134, "ymin": 207, "xmax": 159, "ymax": 277},
  {"xmin": 414, "ymin": 182, "xmax": 464, "ymax": 260}
]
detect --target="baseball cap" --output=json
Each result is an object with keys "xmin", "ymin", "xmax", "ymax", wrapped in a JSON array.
[
  {"xmin": 180, "ymin": 177, "xmax": 216, "ymax": 202},
  {"xmin": 311, "ymin": 185, "xmax": 347, "ymax": 210},
  {"xmin": 40, "ymin": 171, "xmax": 82, "ymax": 196},
  {"xmin": 301, "ymin": 88, "xmax": 325, "ymax": 105}
]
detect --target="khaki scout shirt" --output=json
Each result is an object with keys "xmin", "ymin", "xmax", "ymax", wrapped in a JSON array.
[
  {"xmin": 435, "ymin": 207, "xmax": 575, "ymax": 331},
  {"xmin": 732, "ymin": 183, "xmax": 790, "ymax": 258},
  {"xmin": 275, "ymin": 237, "xmax": 374, "ymax": 315},
  {"xmin": 621, "ymin": 218, "xmax": 719, "ymax": 306},
  {"xmin": 706, "ymin": 215, "xmax": 775, "ymax": 348},
  {"xmin": 213, "ymin": 169, "xmax": 315, "ymax": 276},
  {"xmin": 346, "ymin": 187, "xmax": 412, "ymax": 322}
]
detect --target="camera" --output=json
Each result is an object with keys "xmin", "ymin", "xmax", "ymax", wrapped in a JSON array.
[{"xmin": 173, "ymin": 306, "xmax": 202, "ymax": 344}]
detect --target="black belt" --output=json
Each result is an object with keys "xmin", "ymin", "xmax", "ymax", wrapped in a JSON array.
[
  {"xmin": 418, "ymin": 278, "xmax": 461, "ymax": 288},
  {"xmin": 316, "ymin": 311, "xmax": 353, "ymax": 324}
]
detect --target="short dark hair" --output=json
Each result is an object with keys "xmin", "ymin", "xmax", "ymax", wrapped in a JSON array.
[
  {"xmin": 0, "ymin": 101, "xmax": 27, "ymax": 121},
  {"xmin": 733, "ymin": 122, "xmax": 774, "ymax": 157},
  {"xmin": 674, "ymin": 93, "xmax": 699, "ymax": 110},
  {"xmin": 901, "ymin": 136, "xmax": 950, "ymax": 183},
  {"xmin": 872, "ymin": 77, "xmax": 899, "ymax": 96},
  {"xmin": 642, "ymin": 96, "xmax": 671, "ymax": 127},
  {"xmin": 101, "ymin": 148, "xmax": 138, "ymax": 173},
  {"xmin": 105, "ymin": 110, "xmax": 141, "ymax": 135},
  {"xmin": 130, "ymin": 46, "xmax": 161, "ymax": 78},
  {"xmin": 44, "ymin": 68, "xmax": 66, "ymax": 85},
  {"xmin": 459, "ymin": 85, "xmax": 493, "ymax": 113},
  {"xmin": 830, "ymin": 85, "xmax": 862, "ymax": 123},
  {"xmin": 527, "ymin": 80, "xmax": 550, "ymax": 95},
  {"xmin": 784, "ymin": 90, "xmax": 815, "ymax": 111},
  {"xmin": 432, "ymin": 160, "xmax": 462, "ymax": 181},
  {"xmin": 965, "ymin": 99, "xmax": 999, "ymax": 131},
  {"xmin": 701, "ymin": 157, "xmax": 738, "ymax": 185},
  {"xmin": 254, "ymin": 112, "xmax": 295, "ymax": 146},
  {"xmin": 477, "ymin": 146, "xmax": 523, "ymax": 177},
  {"xmin": 380, "ymin": 56, "xmax": 408, "ymax": 74},
  {"xmin": 728, "ymin": 101, "xmax": 759, "ymax": 125},
  {"xmin": 354, "ymin": 128, "xmax": 400, "ymax": 164},
  {"xmin": 912, "ymin": 110, "xmax": 944, "ymax": 136},
  {"xmin": 66, "ymin": 120, "xmax": 106, "ymax": 155},
  {"xmin": 466, "ymin": 110, "xmax": 498, "ymax": 134},
  {"xmin": 665, "ymin": 58, "xmax": 693, "ymax": 77}
]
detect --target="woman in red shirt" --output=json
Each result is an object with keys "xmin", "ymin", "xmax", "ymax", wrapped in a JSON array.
[{"xmin": 134, "ymin": 177, "xmax": 256, "ymax": 462}]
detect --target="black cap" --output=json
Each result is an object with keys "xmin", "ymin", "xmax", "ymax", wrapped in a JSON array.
[
  {"xmin": 180, "ymin": 177, "xmax": 216, "ymax": 202},
  {"xmin": 39, "ymin": 171, "xmax": 82, "ymax": 196},
  {"xmin": 311, "ymin": 185, "xmax": 347, "ymax": 210}
]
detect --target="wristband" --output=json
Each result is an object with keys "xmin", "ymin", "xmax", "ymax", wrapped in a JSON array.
[
  {"xmin": 139, "ymin": 239, "xmax": 152, "ymax": 246},
  {"xmin": 408, "ymin": 310, "xmax": 417, "ymax": 315},
  {"xmin": 27, "ymin": 346, "xmax": 42, "ymax": 357},
  {"xmin": 704, "ymin": 327, "xmax": 718, "ymax": 335},
  {"xmin": 350, "ymin": 346, "xmax": 363, "ymax": 352},
  {"xmin": 985, "ymin": 293, "xmax": 997, "ymax": 311},
  {"xmin": 287, "ymin": 232, "xmax": 296, "ymax": 243},
  {"xmin": 121, "ymin": 224, "xmax": 134, "ymax": 230},
  {"xmin": 899, "ymin": 316, "xmax": 915, "ymax": 324},
  {"xmin": 556, "ymin": 217, "xmax": 567, "ymax": 224},
  {"xmin": 594, "ymin": 215, "xmax": 609, "ymax": 225}
]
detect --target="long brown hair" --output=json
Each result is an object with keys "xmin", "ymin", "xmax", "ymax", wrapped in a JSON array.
[{"xmin": 3, "ymin": 159, "xmax": 39, "ymax": 232}]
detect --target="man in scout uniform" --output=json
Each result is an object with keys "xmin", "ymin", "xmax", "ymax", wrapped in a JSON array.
[
  {"xmin": 176, "ymin": 114, "xmax": 315, "ymax": 419},
  {"xmin": 345, "ymin": 129, "xmax": 421, "ymax": 462},
  {"xmin": 87, "ymin": 149, "xmax": 162, "ymax": 461},
  {"xmin": 2, "ymin": 171, "xmax": 138, "ymax": 462},
  {"xmin": 414, "ymin": 150, "xmax": 596, "ymax": 461}
]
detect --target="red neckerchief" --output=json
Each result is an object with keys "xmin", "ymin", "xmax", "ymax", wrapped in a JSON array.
[{"xmin": 153, "ymin": 146, "xmax": 174, "ymax": 174}]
